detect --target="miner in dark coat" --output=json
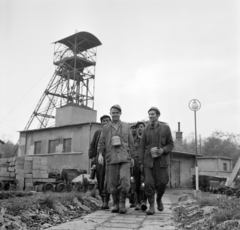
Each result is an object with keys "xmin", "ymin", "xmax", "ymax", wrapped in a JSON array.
[
  {"xmin": 133, "ymin": 121, "xmax": 147, "ymax": 211},
  {"xmin": 139, "ymin": 107, "xmax": 174, "ymax": 215},
  {"xmin": 88, "ymin": 114, "xmax": 111, "ymax": 209}
]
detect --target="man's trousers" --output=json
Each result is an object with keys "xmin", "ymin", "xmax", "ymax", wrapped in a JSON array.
[
  {"xmin": 107, "ymin": 162, "xmax": 131, "ymax": 194},
  {"xmin": 144, "ymin": 157, "xmax": 169, "ymax": 197},
  {"xmin": 133, "ymin": 158, "xmax": 141, "ymax": 193},
  {"xmin": 96, "ymin": 155, "xmax": 109, "ymax": 197}
]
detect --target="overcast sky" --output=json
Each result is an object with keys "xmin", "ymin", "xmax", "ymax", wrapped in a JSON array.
[{"xmin": 0, "ymin": 0, "xmax": 239, "ymax": 142}]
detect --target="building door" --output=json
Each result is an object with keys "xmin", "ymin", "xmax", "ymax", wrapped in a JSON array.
[{"xmin": 170, "ymin": 160, "xmax": 180, "ymax": 188}]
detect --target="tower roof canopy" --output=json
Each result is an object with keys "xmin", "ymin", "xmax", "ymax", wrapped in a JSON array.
[{"xmin": 54, "ymin": 32, "xmax": 102, "ymax": 51}]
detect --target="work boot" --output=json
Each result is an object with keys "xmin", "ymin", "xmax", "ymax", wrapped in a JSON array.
[
  {"xmin": 146, "ymin": 196, "xmax": 155, "ymax": 215},
  {"xmin": 119, "ymin": 192, "xmax": 127, "ymax": 214},
  {"xmin": 140, "ymin": 200, "xmax": 147, "ymax": 211},
  {"xmin": 130, "ymin": 202, "xmax": 136, "ymax": 208},
  {"xmin": 111, "ymin": 194, "xmax": 119, "ymax": 213},
  {"xmin": 129, "ymin": 193, "xmax": 136, "ymax": 208},
  {"xmin": 157, "ymin": 195, "xmax": 164, "ymax": 211},
  {"xmin": 156, "ymin": 185, "xmax": 165, "ymax": 211},
  {"xmin": 135, "ymin": 203, "xmax": 141, "ymax": 210},
  {"xmin": 102, "ymin": 194, "xmax": 110, "ymax": 210},
  {"xmin": 135, "ymin": 193, "xmax": 141, "ymax": 210}
]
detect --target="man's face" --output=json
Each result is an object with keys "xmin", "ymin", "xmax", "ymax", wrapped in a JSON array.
[
  {"xmin": 131, "ymin": 127, "xmax": 137, "ymax": 135},
  {"xmin": 148, "ymin": 110, "xmax": 159, "ymax": 123},
  {"xmin": 110, "ymin": 108, "xmax": 121, "ymax": 122},
  {"xmin": 137, "ymin": 124, "xmax": 145, "ymax": 134},
  {"xmin": 101, "ymin": 117, "xmax": 111, "ymax": 126}
]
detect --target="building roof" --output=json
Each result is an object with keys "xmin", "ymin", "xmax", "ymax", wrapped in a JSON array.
[
  {"xmin": 19, "ymin": 122, "xmax": 101, "ymax": 133},
  {"xmin": 54, "ymin": 32, "xmax": 102, "ymax": 51},
  {"xmin": 171, "ymin": 150, "xmax": 203, "ymax": 157},
  {"xmin": 197, "ymin": 156, "xmax": 233, "ymax": 160}
]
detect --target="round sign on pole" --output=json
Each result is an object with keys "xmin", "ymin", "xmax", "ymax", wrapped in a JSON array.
[{"xmin": 189, "ymin": 99, "xmax": 201, "ymax": 111}]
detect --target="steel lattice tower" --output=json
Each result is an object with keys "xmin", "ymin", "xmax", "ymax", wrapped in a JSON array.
[
  {"xmin": 12, "ymin": 32, "xmax": 101, "ymax": 156},
  {"xmin": 25, "ymin": 31, "xmax": 102, "ymax": 130}
]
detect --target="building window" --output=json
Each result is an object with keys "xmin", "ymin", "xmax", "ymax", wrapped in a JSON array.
[
  {"xmin": 48, "ymin": 139, "xmax": 59, "ymax": 153},
  {"xmin": 223, "ymin": 163, "xmax": 227, "ymax": 171},
  {"xmin": 34, "ymin": 141, "xmax": 41, "ymax": 154},
  {"xmin": 63, "ymin": 138, "xmax": 72, "ymax": 152}
]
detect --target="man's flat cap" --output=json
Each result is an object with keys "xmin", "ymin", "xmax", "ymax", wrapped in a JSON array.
[
  {"xmin": 111, "ymin": 104, "xmax": 122, "ymax": 112},
  {"xmin": 100, "ymin": 115, "xmax": 111, "ymax": 122},
  {"xmin": 148, "ymin": 106, "xmax": 160, "ymax": 115},
  {"xmin": 135, "ymin": 121, "xmax": 146, "ymax": 128},
  {"xmin": 130, "ymin": 124, "xmax": 136, "ymax": 129}
]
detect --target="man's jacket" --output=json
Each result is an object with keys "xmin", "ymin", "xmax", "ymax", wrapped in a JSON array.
[
  {"xmin": 134, "ymin": 135, "xmax": 141, "ymax": 159},
  {"xmin": 139, "ymin": 121, "xmax": 174, "ymax": 168},
  {"xmin": 98, "ymin": 121, "xmax": 134, "ymax": 165},
  {"xmin": 88, "ymin": 130, "xmax": 101, "ymax": 159}
]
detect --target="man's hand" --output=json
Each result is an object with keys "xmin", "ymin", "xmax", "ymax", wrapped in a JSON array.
[
  {"xmin": 98, "ymin": 153, "xmax": 104, "ymax": 165},
  {"xmin": 139, "ymin": 164, "xmax": 143, "ymax": 172},
  {"xmin": 150, "ymin": 147, "xmax": 163, "ymax": 158},
  {"xmin": 150, "ymin": 147, "xmax": 158, "ymax": 153},
  {"xmin": 155, "ymin": 148, "xmax": 163, "ymax": 155},
  {"xmin": 131, "ymin": 158, "xmax": 134, "ymax": 168},
  {"xmin": 91, "ymin": 157, "xmax": 96, "ymax": 164}
]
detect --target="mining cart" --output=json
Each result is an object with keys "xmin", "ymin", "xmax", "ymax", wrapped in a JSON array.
[
  {"xmin": 0, "ymin": 179, "xmax": 16, "ymax": 191},
  {"xmin": 34, "ymin": 169, "xmax": 87, "ymax": 192}
]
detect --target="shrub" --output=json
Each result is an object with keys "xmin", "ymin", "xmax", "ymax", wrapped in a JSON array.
[
  {"xmin": 38, "ymin": 192, "xmax": 56, "ymax": 209},
  {"xmin": 198, "ymin": 196, "xmax": 240, "ymax": 224}
]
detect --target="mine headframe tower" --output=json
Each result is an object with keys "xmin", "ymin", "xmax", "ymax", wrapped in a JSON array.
[{"xmin": 25, "ymin": 32, "xmax": 102, "ymax": 130}]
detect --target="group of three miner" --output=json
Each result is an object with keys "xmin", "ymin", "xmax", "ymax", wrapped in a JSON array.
[{"xmin": 88, "ymin": 104, "xmax": 174, "ymax": 215}]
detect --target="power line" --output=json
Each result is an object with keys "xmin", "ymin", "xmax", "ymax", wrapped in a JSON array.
[{"xmin": 0, "ymin": 65, "xmax": 53, "ymax": 125}]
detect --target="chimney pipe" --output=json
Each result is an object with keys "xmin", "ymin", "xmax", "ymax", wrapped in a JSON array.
[{"xmin": 176, "ymin": 122, "xmax": 183, "ymax": 142}]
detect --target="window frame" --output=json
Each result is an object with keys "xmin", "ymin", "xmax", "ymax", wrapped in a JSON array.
[
  {"xmin": 223, "ymin": 162, "xmax": 227, "ymax": 171},
  {"xmin": 34, "ymin": 141, "xmax": 42, "ymax": 155},
  {"xmin": 63, "ymin": 138, "xmax": 72, "ymax": 153},
  {"xmin": 48, "ymin": 139, "xmax": 60, "ymax": 153}
]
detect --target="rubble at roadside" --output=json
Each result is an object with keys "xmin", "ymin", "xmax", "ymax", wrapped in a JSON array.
[
  {"xmin": 173, "ymin": 193, "xmax": 240, "ymax": 230},
  {"xmin": 0, "ymin": 191, "xmax": 103, "ymax": 230}
]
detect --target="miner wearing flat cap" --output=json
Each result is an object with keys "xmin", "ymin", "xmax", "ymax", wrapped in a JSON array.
[
  {"xmin": 130, "ymin": 124, "xmax": 137, "ymax": 139},
  {"xmin": 139, "ymin": 107, "xmax": 174, "ymax": 215},
  {"xmin": 88, "ymin": 114, "xmax": 111, "ymax": 209},
  {"xmin": 98, "ymin": 104, "xmax": 134, "ymax": 214}
]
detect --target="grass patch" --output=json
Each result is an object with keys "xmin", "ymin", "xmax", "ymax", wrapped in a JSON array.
[
  {"xmin": 56, "ymin": 191, "xmax": 84, "ymax": 205},
  {"xmin": 197, "ymin": 196, "xmax": 220, "ymax": 208},
  {"xmin": 4, "ymin": 196, "xmax": 33, "ymax": 212},
  {"xmin": 37, "ymin": 191, "xmax": 85, "ymax": 206}
]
